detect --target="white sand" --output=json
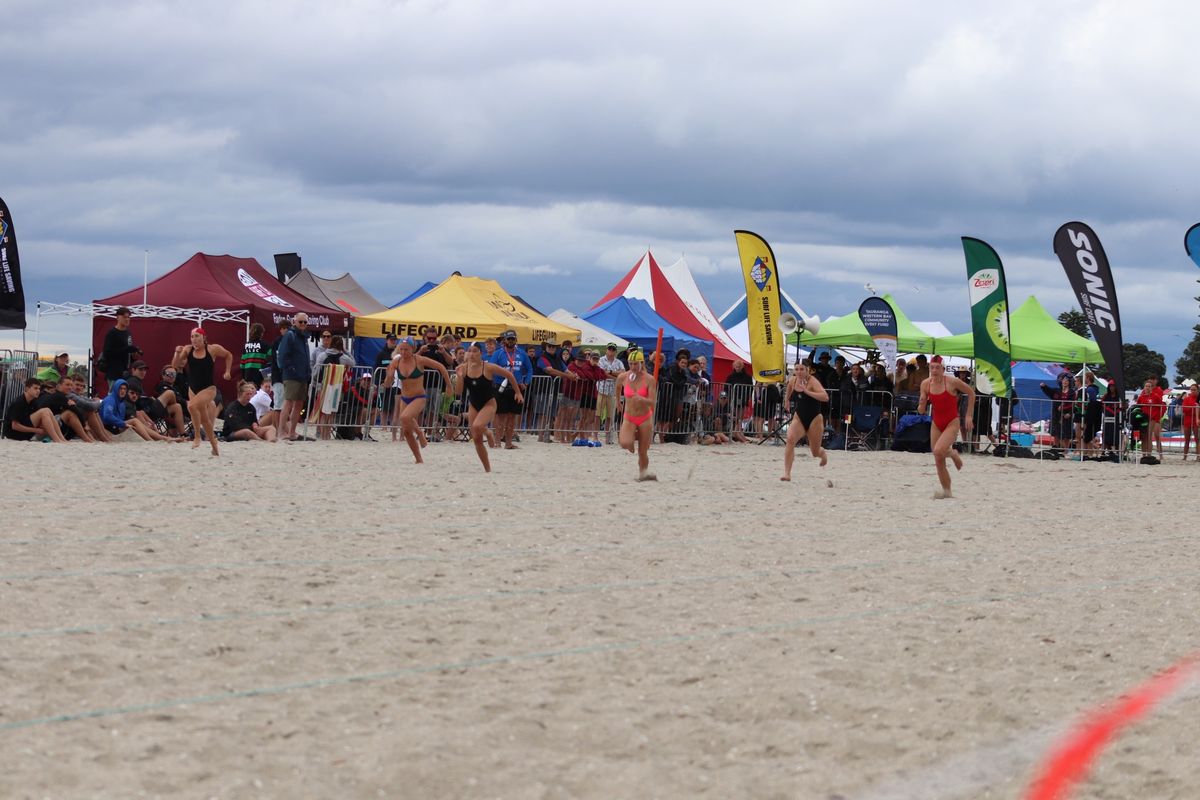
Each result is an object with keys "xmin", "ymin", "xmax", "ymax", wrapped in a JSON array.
[{"xmin": 2, "ymin": 438, "xmax": 1198, "ymax": 799}]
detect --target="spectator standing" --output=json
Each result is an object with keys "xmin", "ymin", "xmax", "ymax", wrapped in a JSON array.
[
  {"xmin": 1180, "ymin": 383, "xmax": 1199, "ymax": 461},
  {"xmin": 268, "ymin": 320, "xmax": 291, "ymax": 419},
  {"xmin": 1040, "ymin": 374, "xmax": 1075, "ymax": 451},
  {"xmin": 724, "ymin": 359, "xmax": 753, "ymax": 442},
  {"xmin": 277, "ymin": 313, "xmax": 313, "ymax": 441},
  {"xmin": 310, "ymin": 329, "xmax": 331, "ymax": 371},
  {"xmin": 535, "ymin": 340, "xmax": 572, "ymax": 443},
  {"xmin": 1099, "ymin": 381, "xmax": 1122, "ymax": 456},
  {"xmin": 314, "ymin": 335, "xmax": 355, "ymax": 440},
  {"xmin": 240, "ymin": 323, "xmax": 270, "ymax": 387},
  {"xmin": 596, "ymin": 343, "xmax": 624, "ymax": 444},
  {"xmin": 488, "ymin": 330, "xmax": 531, "ymax": 449},
  {"xmin": 374, "ymin": 332, "xmax": 398, "ymax": 427},
  {"xmin": 100, "ymin": 307, "xmax": 140, "ymax": 386}
]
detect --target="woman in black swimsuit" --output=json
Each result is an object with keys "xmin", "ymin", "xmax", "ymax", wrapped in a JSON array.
[
  {"xmin": 781, "ymin": 361, "xmax": 830, "ymax": 481},
  {"xmin": 457, "ymin": 344, "xmax": 522, "ymax": 473},
  {"xmin": 172, "ymin": 327, "xmax": 233, "ymax": 456}
]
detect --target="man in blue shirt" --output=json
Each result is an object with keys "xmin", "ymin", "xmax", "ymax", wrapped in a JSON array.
[
  {"xmin": 277, "ymin": 312, "xmax": 313, "ymax": 440},
  {"xmin": 489, "ymin": 329, "xmax": 531, "ymax": 449}
]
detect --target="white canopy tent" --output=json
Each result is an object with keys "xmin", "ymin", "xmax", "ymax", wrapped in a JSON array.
[{"xmin": 547, "ymin": 309, "xmax": 630, "ymax": 349}]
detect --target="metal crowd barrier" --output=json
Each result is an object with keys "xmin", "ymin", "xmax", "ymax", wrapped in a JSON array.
[{"xmin": 0, "ymin": 358, "xmax": 32, "ymax": 435}]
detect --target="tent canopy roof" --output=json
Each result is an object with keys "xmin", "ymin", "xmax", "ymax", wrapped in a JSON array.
[
  {"xmin": 352, "ymin": 274, "xmax": 579, "ymax": 343},
  {"xmin": 934, "ymin": 295, "xmax": 1103, "ymax": 363},
  {"xmin": 582, "ymin": 296, "xmax": 712, "ymax": 358},
  {"xmin": 95, "ymin": 253, "xmax": 350, "ymax": 331},
  {"xmin": 286, "ymin": 268, "xmax": 388, "ymax": 315},
  {"xmin": 548, "ymin": 309, "xmax": 630, "ymax": 349},
  {"xmin": 591, "ymin": 251, "xmax": 749, "ymax": 363},
  {"xmin": 787, "ymin": 294, "xmax": 939, "ymax": 352}
]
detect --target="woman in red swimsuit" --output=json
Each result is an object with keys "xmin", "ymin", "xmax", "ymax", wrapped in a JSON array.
[
  {"xmin": 918, "ymin": 355, "xmax": 975, "ymax": 498},
  {"xmin": 1180, "ymin": 382, "xmax": 1199, "ymax": 461},
  {"xmin": 615, "ymin": 349, "xmax": 658, "ymax": 481}
]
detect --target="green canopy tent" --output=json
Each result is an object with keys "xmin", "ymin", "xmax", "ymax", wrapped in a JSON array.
[
  {"xmin": 787, "ymin": 293, "xmax": 940, "ymax": 352},
  {"xmin": 933, "ymin": 295, "xmax": 1103, "ymax": 363}
]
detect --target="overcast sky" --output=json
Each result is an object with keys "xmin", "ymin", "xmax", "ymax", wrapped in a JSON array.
[{"xmin": 3, "ymin": 0, "xmax": 1198, "ymax": 370}]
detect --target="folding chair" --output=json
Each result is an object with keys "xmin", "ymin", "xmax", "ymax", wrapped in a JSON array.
[{"xmin": 845, "ymin": 405, "xmax": 885, "ymax": 451}]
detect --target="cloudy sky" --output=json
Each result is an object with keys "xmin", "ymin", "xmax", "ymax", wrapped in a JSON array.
[{"xmin": 3, "ymin": 0, "xmax": 1199, "ymax": 370}]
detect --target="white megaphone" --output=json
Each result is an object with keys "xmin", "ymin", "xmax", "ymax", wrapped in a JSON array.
[{"xmin": 779, "ymin": 312, "xmax": 820, "ymax": 337}]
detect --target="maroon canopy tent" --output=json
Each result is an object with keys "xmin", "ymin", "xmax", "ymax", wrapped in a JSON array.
[{"xmin": 92, "ymin": 253, "xmax": 350, "ymax": 397}]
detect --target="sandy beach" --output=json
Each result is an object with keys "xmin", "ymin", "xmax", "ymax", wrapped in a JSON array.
[{"xmin": 1, "ymin": 438, "xmax": 1198, "ymax": 799}]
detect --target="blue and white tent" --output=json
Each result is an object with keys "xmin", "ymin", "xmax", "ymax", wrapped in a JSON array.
[
  {"xmin": 718, "ymin": 289, "xmax": 810, "ymax": 364},
  {"xmin": 583, "ymin": 296, "xmax": 712, "ymax": 363}
]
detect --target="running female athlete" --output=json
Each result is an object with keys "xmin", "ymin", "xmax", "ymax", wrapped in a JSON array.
[
  {"xmin": 918, "ymin": 355, "xmax": 975, "ymax": 498},
  {"xmin": 781, "ymin": 361, "xmax": 829, "ymax": 481},
  {"xmin": 172, "ymin": 327, "xmax": 233, "ymax": 456},
  {"xmin": 615, "ymin": 349, "xmax": 658, "ymax": 481},
  {"xmin": 384, "ymin": 337, "xmax": 453, "ymax": 464},
  {"xmin": 456, "ymin": 344, "xmax": 522, "ymax": 473}
]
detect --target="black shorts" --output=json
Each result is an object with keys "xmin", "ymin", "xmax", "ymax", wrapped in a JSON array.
[
  {"xmin": 580, "ymin": 394, "xmax": 597, "ymax": 411},
  {"xmin": 4, "ymin": 430, "xmax": 34, "ymax": 441},
  {"xmin": 496, "ymin": 385, "xmax": 522, "ymax": 415}
]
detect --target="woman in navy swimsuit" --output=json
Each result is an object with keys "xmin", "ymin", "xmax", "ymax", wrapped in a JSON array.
[{"xmin": 172, "ymin": 327, "xmax": 233, "ymax": 457}]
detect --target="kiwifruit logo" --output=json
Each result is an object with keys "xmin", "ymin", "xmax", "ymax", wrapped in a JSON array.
[
  {"xmin": 986, "ymin": 300, "xmax": 1009, "ymax": 351},
  {"xmin": 974, "ymin": 357, "xmax": 1006, "ymax": 395}
]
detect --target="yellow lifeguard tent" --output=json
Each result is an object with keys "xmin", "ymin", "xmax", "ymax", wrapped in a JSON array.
[{"xmin": 353, "ymin": 274, "xmax": 580, "ymax": 344}]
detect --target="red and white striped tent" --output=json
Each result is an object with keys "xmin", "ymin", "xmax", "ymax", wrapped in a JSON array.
[{"xmin": 591, "ymin": 252, "xmax": 751, "ymax": 382}]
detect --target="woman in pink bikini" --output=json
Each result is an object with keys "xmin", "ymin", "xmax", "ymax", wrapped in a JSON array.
[
  {"xmin": 917, "ymin": 355, "xmax": 975, "ymax": 498},
  {"xmin": 615, "ymin": 349, "xmax": 658, "ymax": 481}
]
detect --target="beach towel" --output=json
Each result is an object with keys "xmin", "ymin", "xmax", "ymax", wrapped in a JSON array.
[{"xmin": 319, "ymin": 364, "xmax": 346, "ymax": 415}]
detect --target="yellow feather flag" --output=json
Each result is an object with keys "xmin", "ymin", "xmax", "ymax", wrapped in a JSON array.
[{"xmin": 734, "ymin": 230, "xmax": 785, "ymax": 382}]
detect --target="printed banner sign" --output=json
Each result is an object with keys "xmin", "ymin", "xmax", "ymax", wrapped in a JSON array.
[
  {"xmin": 961, "ymin": 237, "xmax": 1012, "ymax": 397},
  {"xmin": 857, "ymin": 296, "xmax": 898, "ymax": 373},
  {"xmin": 733, "ymin": 230, "xmax": 785, "ymax": 382},
  {"xmin": 1053, "ymin": 222, "xmax": 1125, "ymax": 396},
  {"xmin": 0, "ymin": 195, "xmax": 27, "ymax": 329},
  {"xmin": 1185, "ymin": 223, "xmax": 1200, "ymax": 270}
]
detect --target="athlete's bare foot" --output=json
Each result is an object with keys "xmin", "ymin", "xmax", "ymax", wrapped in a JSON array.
[
  {"xmin": 780, "ymin": 475, "xmax": 791, "ymax": 482},
  {"xmin": 191, "ymin": 439, "xmax": 201, "ymax": 449},
  {"xmin": 637, "ymin": 471, "xmax": 657, "ymax": 482},
  {"xmin": 819, "ymin": 448, "xmax": 828, "ymax": 467},
  {"xmin": 933, "ymin": 486, "xmax": 951, "ymax": 499},
  {"xmin": 505, "ymin": 443, "xmax": 519, "ymax": 450},
  {"xmin": 950, "ymin": 451, "xmax": 963, "ymax": 471}
]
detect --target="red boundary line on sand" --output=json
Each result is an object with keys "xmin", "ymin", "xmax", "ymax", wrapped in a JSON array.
[{"xmin": 1025, "ymin": 653, "xmax": 1198, "ymax": 800}]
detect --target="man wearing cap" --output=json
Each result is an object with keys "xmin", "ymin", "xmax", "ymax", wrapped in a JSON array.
[
  {"xmin": 100, "ymin": 307, "xmax": 141, "ymax": 387},
  {"xmin": 37, "ymin": 352, "xmax": 71, "ymax": 383},
  {"xmin": 533, "ymin": 338, "xmax": 573, "ymax": 443},
  {"xmin": 488, "ymin": 329, "xmax": 532, "ymax": 448},
  {"xmin": 597, "ymin": 343, "xmax": 625, "ymax": 444},
  {"xmin": 419, "ymin": 329, "xmax": 455, "ymax": 439},
  {"xmin": 373, "ymin": 332, "xmax": 399, "ymax": 425},
  {"xmin": 812, "ymin": 351, "xmax": 835, "ymax": 390}
]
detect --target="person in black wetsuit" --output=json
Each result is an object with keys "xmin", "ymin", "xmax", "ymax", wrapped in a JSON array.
[
  {"xmin": 781, "ymin": 362, "xmax": 830, "ymax": 481},
  {"xmin": 171, "ymin": 327, "xmax": 234, "ymax": 456},
  {"xmin": 456, "ymin": 344, "xmax": 522, "ymax": 473}
]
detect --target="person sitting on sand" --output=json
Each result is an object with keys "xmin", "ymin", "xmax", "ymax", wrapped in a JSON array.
[
  {"xmin": 99, "ymin": 379, "xmax": 167, "ymax": 442},
  {"xmin": 222, "ymin": 381, "xmax": 278, "ymax": 442},
  {"xmin": 4, "ymin": 378, "xmax": 69, "ymax": 443}
]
